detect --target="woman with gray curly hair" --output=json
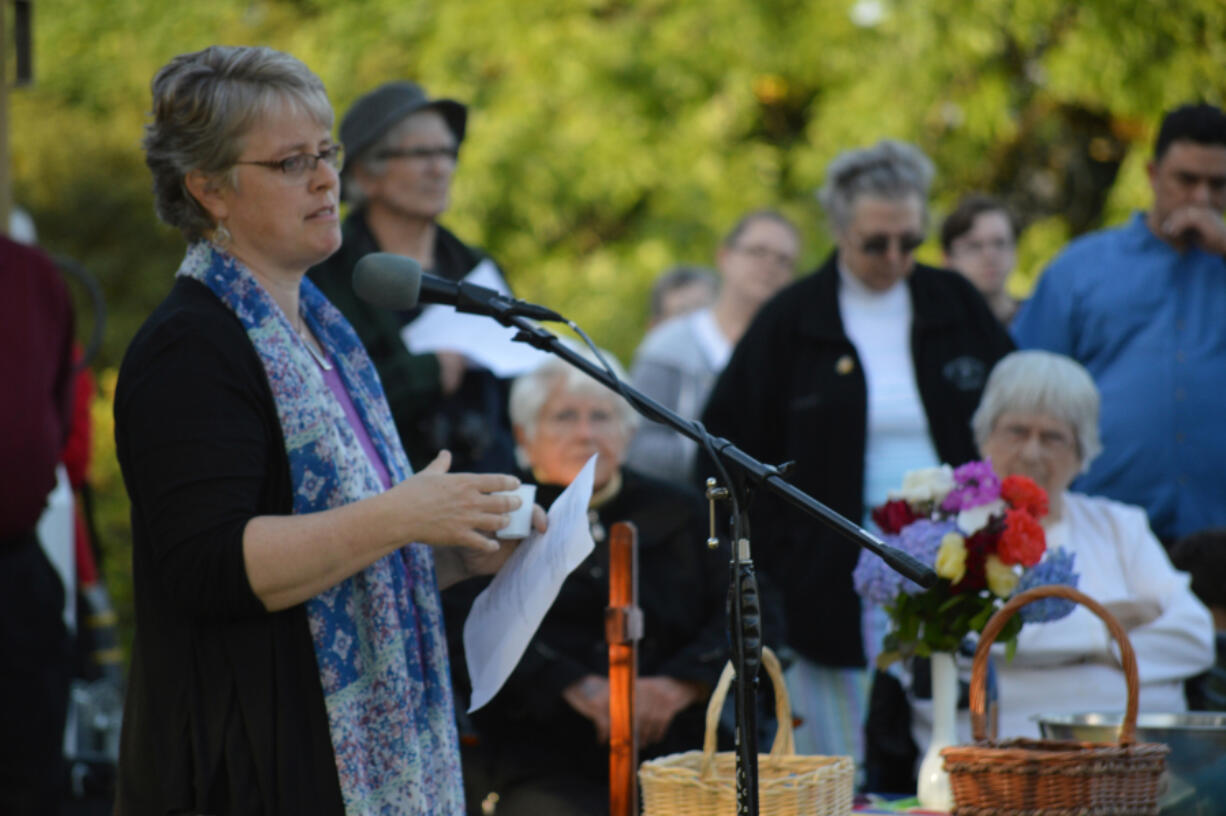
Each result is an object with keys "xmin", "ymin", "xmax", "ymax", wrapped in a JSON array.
[
  {"xmin": 116, "ymin": 46, "xmax": 541, "ymax": 815},
  {"xmin": 700, "ymin": 140, "xmax": 1014, "ymax": 772}
]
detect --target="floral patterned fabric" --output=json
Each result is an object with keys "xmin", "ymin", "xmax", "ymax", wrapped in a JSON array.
[{"xmin": 177, "ymin": 242, "xmax": 464, "ymax": 815}]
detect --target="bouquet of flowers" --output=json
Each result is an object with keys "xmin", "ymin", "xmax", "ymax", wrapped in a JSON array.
[{"xmin": 853, "ymin": 460, "xmax": 1079, "ymax": 666}]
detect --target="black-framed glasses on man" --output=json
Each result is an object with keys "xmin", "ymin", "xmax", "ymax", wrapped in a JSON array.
[
  {"xmin": 375, "ymin": 146, "xmax": 460, "ymax": 162},
  {"xmin": 234, "ymin": 144, "xmax": 344, "ymax": 179},
  {"xmin": 859, "ymin": 232, "xmax": 924, "ymax": 255}
]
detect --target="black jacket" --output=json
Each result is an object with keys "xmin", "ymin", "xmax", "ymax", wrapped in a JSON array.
[
  {"xmin": 699, "ymin": 254, "xmax": 1014, "ymax": 668},
  {"xmin": 443, "ymin": 468, "xmax": 730, "ymax": 784},
  {"xmin": 308, "ymin": 211, "xmax": 515, "ymax": 472},
  {"xmin": 114, "ymin": 278, "xmax": 343, "ymax": 815}
]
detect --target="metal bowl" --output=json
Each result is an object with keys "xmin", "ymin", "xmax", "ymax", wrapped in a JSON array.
[{"xmin": 1036, "ymin": 712, "xmax": 1226, "ymax": 815}]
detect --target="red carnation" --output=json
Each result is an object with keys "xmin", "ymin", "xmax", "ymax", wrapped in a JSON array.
[
  {"xmin": 872, "ymin": 499, "xmax": 920, "ymax": 535},
  {"xmin": 997, "ymin": 509, "xmax": 1046, "ymax": 567},
  {"xmin": 1001, "ymin": 475, "xmax": 1049, "ymax": 519}
]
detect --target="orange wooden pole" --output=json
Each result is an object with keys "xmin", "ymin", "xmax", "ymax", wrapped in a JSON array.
[{"xmin": 606, "ymin": 521, "xmax": 642, "ymax": 816}]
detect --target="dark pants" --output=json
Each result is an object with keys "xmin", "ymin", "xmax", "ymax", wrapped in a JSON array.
[{"xmin": 0, "ymin": 531, "xmax": 72, "ymax": 816}]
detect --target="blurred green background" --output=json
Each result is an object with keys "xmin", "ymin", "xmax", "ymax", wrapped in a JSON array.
[{"xmin": 9, "ymin": 0, "xmax": 1223, "ymax": 655}]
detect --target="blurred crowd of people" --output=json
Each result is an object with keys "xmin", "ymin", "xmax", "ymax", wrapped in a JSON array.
[{"xmin": 6, "ymin": 40, "xmax": 1226, "ymax": 815}]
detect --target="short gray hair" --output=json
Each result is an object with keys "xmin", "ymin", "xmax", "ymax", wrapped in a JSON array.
[
  {"xmin": 817, "ymin": 140, "xmax": 935, "ymax": 234},
  {"xmin": 143, "ymin": 46, "xmax": 333, "ymax": 242},
  {"xmin": 509, "ymin": 345, "xmax": 640, "ymax": 446},
  {"xmin": 972, "ymin": 350, "xmax": 1103, "ymax": 471}
]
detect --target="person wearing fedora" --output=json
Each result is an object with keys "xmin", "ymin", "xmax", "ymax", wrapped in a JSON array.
[{"xmin": 310, "ymin": 81, "xmax": 517, "ymax": 475}]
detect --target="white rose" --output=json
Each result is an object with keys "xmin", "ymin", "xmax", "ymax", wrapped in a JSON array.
[
  {"xmin": 889, "ymin": 465, "xmax": 955, "ymax": 504},
  {"xmin": 957, "ymin": 499, "xmax": 1007, "ymax": 536}
]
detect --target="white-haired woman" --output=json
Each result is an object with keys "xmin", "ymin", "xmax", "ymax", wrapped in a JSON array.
[
  {"xmin": 702, "ymin": 140, "xmax": 1014, "ymax": 769},
  {"xmin": 444, "ymin": 351, "xmax": 729, "ymax": 816},
  {"xmin": 911, "ymin": 350, "xmax": 1212, "ymax": 744},
  {"xmin": 116, "ymin": 47, "xmax": 541, "ymax": 815}
]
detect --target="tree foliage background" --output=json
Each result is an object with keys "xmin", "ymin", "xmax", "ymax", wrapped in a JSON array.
[{"xmin": 10, "ymin": 0, "xmax": 1224, "ymax": 650}]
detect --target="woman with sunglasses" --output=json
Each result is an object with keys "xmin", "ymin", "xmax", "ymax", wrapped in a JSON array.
[
  {"xmin": 115, "ymin": 46, "xmax": 542, "ymax": 815},
  {"xmin": 700, "ymin": 140, "xmax": 1013, "ymax": 776}
]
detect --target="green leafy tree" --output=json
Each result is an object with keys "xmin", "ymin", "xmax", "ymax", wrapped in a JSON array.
[{"xmin": 12, "ymin": 0, "xmax": 1223, "ymax": 656}]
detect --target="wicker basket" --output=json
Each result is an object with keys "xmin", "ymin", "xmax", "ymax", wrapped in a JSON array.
[
  {"xmin": 639, "ymin": 646, "xmax": 854, "ymax": 816},
  {"xmin": 941, "ymin": 584, "xmax": 1169, "ymax": 815}
]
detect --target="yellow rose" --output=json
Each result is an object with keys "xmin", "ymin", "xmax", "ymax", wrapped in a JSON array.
[
  {"xmin": 985, "ymin": 554, "xmax": 1020, "ymax": 598},
  {"xmin": 935, "ymin": 532, "xmax": 967, "ymax": 584}
]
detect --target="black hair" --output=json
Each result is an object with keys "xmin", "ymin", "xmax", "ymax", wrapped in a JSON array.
[{"xmin": 1154, "ymin": 103, "xmax": 1226, "ymax": 161}]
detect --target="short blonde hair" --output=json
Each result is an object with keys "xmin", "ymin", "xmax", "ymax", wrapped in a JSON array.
[{"xmin": 143, "ymin": 46, "xmax": 333, "ymax": 241}]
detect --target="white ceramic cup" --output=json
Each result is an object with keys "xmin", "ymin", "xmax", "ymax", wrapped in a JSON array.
[{"xmin": 496, "ymin": 484, "xmax": 537, "ymax": 539}]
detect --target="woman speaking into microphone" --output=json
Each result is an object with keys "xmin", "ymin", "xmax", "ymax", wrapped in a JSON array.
[{"xmin": 115, "ymin": 45, "xmax": 539, "ymax": 815}]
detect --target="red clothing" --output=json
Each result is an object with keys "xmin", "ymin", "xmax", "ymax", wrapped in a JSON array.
[{"xmin": 0, "ymin": 235, "xmax": 75, "ymax": 539}]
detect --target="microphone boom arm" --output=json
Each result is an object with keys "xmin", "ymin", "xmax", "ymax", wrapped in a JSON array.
[{"xmin": 496, "ymin": 313, "xmax": 937, "ymax": 588}]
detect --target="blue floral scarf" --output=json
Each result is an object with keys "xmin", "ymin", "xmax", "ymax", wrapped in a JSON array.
[{"xmin": 177, "ymin": 242, "xmax": 464, "ymax": 815}]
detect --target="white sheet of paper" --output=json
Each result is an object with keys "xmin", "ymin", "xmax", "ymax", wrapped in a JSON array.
[
  {"xmin": 401, "ymin": 259, "xmax": 551, "ymax": 377},
  {"xmin": 464, "ymin": 454, "xmax": 598, "ymax": 712}
]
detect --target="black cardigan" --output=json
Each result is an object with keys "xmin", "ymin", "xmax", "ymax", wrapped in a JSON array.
[
  {"xmin": 114, "ymin": 278, "xmax": 344, "ymax": 815},
  {"xmin": 699, "ymin": 254, "xmax": 1014, "ymax": 668}
]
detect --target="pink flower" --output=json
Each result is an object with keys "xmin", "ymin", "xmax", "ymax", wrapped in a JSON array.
[{"xmin": 940, "ymin": 460, "xmax": 1002, "ymax": 512}]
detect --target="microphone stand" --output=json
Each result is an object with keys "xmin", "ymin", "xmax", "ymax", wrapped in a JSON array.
[{"xmin": 474, "ymin": 307, "xmax": 937, "ymax": 815}]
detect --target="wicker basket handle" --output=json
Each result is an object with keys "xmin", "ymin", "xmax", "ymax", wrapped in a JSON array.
[
  {"xmin": 969, "ymin": 584, "xmax": 1139, "ymax": 746},
  {"xmin": 699, "ymin": 646, "xmax": 793, "ymax": 779}
]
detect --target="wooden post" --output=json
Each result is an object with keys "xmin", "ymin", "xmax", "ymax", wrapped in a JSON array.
[{"xmin": 606, "ymin": 521, "xmax": 642, "ymax": 816}]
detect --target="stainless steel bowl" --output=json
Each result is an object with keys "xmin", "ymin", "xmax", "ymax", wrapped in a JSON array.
[{"xmin": 1036, "ymin": 712, "xmax": 1226, "ymax": 815}]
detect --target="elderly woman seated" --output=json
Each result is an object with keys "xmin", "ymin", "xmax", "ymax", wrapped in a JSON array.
[
  {"xmin": 442, "ymin": 349, "xmax": 729, "ymax": 816},
  {"xmin": 910, "ymin": 350, "xmax": 1214, "ymax": 748}
]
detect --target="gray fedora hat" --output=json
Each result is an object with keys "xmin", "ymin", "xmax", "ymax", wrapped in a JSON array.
[{"xmin": 339, "ymin": 80, "xmax": 467, "ymax": 165}]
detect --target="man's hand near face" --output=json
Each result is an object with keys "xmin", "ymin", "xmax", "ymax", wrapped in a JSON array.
[{"xmin": 1161, "ymin": 205, "xmax": 1226, "ymax": 255}]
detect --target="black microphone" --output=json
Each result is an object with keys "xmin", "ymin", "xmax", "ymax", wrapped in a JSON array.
[{"xmin": 352, "ymin": 252, "xmax": 563, "ymax": 322}]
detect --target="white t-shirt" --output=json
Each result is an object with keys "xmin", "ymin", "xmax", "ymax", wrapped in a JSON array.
[{"xmin": 837, "ymin": 266, "xmax": 940, "ymax": 515}]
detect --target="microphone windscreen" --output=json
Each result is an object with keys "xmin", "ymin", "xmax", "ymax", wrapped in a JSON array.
[{"xmin": 352, "ymin": 252, "xmax": 424, "ymax": 310}]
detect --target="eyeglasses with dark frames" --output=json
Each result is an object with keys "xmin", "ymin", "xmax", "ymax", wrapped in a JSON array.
[
  {"xmin": 859, "ymin": 233, "xmax": 925, "ymax": 256},
  {"xmin": 375, "ymin": 146, "xmax": 460, "ymax": 162},
  {"xmin": 234, "ymin": 144, "xmax": 344, "ymax": 179}
]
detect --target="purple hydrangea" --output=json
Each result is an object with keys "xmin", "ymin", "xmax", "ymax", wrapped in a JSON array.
[
  {"xmin": 853, "ymin": 534, "xmax": 905, "ymax": 606},
  {"xmin": 1017, "ymin": 547, "xmax": 1080, "ymax": 623},
  {"xmin": 854, "ymin": 519, "xmax": 958, "ymax": 604},
  {"xmin": 940, "ymin": 460, "xmax": 1002, "ymax": 512}
]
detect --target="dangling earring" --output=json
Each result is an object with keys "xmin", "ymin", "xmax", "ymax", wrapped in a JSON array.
[{"xmin": 213, "ymin": 222, "xmax": 232, "ymax": 246}]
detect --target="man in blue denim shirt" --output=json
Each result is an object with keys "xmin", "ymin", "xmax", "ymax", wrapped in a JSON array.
[{"xmin": 1013, "ymin": 103, "xmax": 1226, "ymax": 543}]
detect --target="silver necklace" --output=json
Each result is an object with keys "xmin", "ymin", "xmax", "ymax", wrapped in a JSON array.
[{"xmin": 297, "ymin": 316, "xmax": 333, "ymax": 371}]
